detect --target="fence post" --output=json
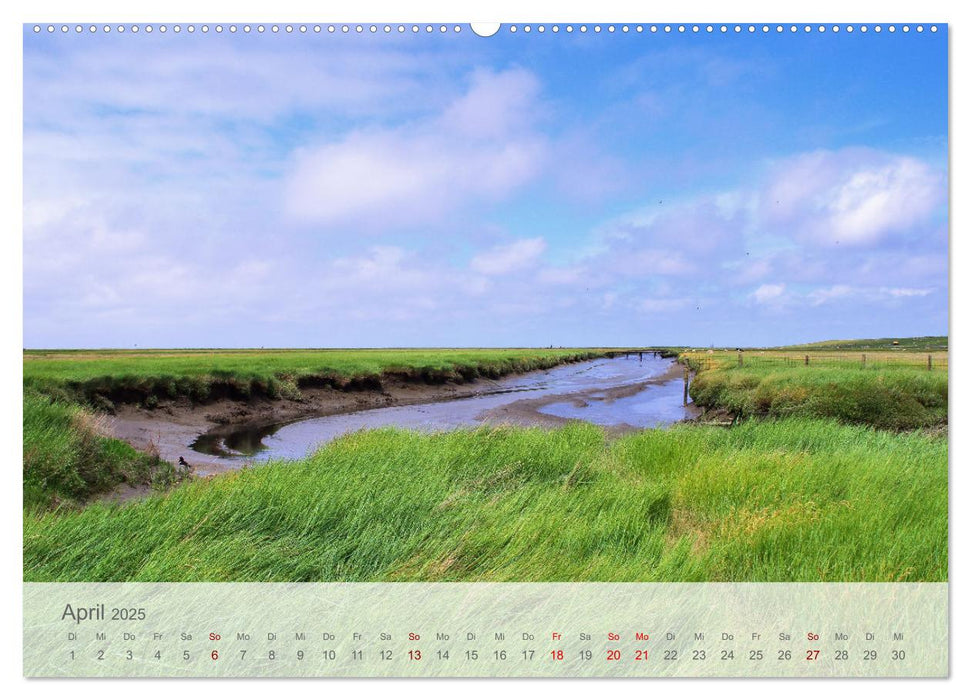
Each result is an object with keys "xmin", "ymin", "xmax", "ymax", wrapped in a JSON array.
[
  {"xmin": 683, "ymin": 366, "xmax": 689, "ymax": 406},
  {"xmin": 928, "ymin": 354, "xmax": 932, "ymax": 371},
  {"xmin": 862, "ymin": 353, "xmax": 866, "ymax": 369},
  {"xmin": 804, "ymin": 354, "xmax": 810, "ymax": 366},
  {"xmin": 737, "ymin": 351, "xmax": 743, "ymax": 367}
]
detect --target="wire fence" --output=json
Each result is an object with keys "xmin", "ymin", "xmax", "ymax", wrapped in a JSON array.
[{"xmin": 683, "ymin": 351, "xmax": 949, "ymax": 373}]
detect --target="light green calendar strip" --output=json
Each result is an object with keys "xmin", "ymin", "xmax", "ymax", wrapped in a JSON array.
[{"xmin": 24, "ymin": 582, "xmax": 947, "ymax": 678}]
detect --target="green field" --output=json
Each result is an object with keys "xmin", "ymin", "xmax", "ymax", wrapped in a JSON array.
[
  {"xmin": 23, "ymin": 347, "xmax": 613, "ymax": 382},
  {"xmin": 24, "ymin": 347, "xmax": 610, "ymax": 407},
  {"xmin": 22, "ymin": 340, "xmax": 949, "ymax": 582},
  {"xmin": 776, "ymin": 336, "xmax": 948, "ymax": 351}
]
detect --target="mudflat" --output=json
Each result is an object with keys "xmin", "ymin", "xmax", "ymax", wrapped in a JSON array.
[
  {"xmin": 478, "ymin": 360, "xmax": 690, "ymax": 430},
  {"xmin": 106, "ymin": 374, "xmax": 522, "ymax": 476}
]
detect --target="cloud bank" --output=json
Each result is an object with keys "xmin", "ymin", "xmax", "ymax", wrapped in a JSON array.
[{"xmin": 23, "ymin": 30, "xmax": 947, "ymax": 347}]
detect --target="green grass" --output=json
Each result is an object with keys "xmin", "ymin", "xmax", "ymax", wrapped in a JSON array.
[
  {"xmin": 22, "ymin": 341, "xmax": 950, "ymax": 582},
  {"xmin": 777, "ymin": 336, "xmax": 947, "ymax": 351},
  {"xmin": 23, "ymin": 420, "xmax": 946, "ymax": 582},
  {"xmin": 23, "ymin": 348, "xmax": 611, "ymax": 407},
  {"xmin": 685, "ymin": 361, "xmax": 948, "ymax": 430},
  {"xmin": 23, "ymin": 391, "xmax": 179, "ymax": 511},
  {"xmin": 20, "ymin": 347, "xmax": 621, "ymax": 508}
]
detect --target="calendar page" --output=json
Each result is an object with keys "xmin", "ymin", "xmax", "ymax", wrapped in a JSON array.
[{"xmin": 21, "ymin": 18, "xmax": 948, "ymax": 680}]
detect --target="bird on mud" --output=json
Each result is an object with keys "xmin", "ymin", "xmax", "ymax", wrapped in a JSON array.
[{"xmin": 178, "ymin": 456, "xmax": 192, "ymax": 469}]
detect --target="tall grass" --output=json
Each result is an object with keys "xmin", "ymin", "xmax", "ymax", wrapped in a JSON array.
[
  {"xmin": 22, "ymin": 391, "xmax": 176, "ymax": 510},
  {"xmin": 684, "ymin": 357, "xmax": 947, "ymax": 430},
  {"xmin": 24, "ymin": 420, "xmax": 946, "ymax": 582}
]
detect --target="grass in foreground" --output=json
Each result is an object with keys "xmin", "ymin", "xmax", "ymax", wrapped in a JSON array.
[
  {"xmin": 24, "ymin": 420, "xmax": 946, "ymax": 582},
  {"xmin": 23, "ymin": 348, "xmax": 610, "ymax": 407}
]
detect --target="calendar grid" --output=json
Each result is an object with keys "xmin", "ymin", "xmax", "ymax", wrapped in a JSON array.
[{"xmin": 24, "ymin": 582, "xmax": 948, "ymax": 677}]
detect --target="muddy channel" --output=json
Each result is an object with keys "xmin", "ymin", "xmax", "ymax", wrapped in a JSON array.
[{"xmin": 106, "ymin": 355, "xmax": 699, "ymax": 480}]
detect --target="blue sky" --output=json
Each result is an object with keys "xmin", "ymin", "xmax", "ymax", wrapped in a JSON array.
[{"xmin": 23, "ymin": 25, "xmax": 948, "ymax": 348}]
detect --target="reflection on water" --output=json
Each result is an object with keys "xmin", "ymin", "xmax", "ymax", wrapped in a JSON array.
[
  {"xmin": 192, "ymin": 355, "xmax": 695, "ymax": 462},
  {"xmin": 191, "ymin": 424, "xmax": 285, "ymax": 457}
]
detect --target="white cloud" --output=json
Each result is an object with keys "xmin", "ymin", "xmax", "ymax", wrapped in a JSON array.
[
  {"xmin": 603, "ymin": 193, "xmax": 747, "ymax": 255},
  {"xmin": 538, "ymin": 266, "xmax": 585, "ymax": 285},
  {"xmin": 470, "ymin": 238, "xmax": 547, "ymax": 275},
  {"xmin": 751, "ymin": 283, "xmax": 786, "ymax": 304},
  {"xmin": 618, "ymin": 249, "xmax": 695, "ymax": 276},
  {"xmin": 808, "ymin": 284, "xmax": 854, "ymax": 306},
  {"xmin": 440, "ymin": 69, "xmax": 543, "ymax": 140},
  {"xmin": 284, "ymin": 69, "xmax": 547, "ymax": 229},
  {"xmin": 26, "ymin": 39, "xmax": 442, "ymax": 123},
  {"xmin": 884, "ymin": 287, "xmax": 933, "ymax": 298},
  {"xmin": 732, "ymin": 257, "xmax": 773, "ymax": 285},
  {"xmin": 808, "ymin": 284, "xmax": 934, "ymax": 306},
  {"xmin": 762, "ymin": 149, "xmax": 944, "ymax": 247},
  {"xmin": 328, "ymin": 246, "xmax": 434, "ymax": 290},
  {"xmin": 640, "ymin": 298, "xmax": 689, "ymax": 314}
]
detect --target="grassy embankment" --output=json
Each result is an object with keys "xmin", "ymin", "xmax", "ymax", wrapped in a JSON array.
[
  {"xmin": 23, "ymin": 348, "xmax": 610, "ymax": 508},
  {"xmin": 23, "ymin": 390, "xmax": 187, "ymax": 510},
  {"xmin": 24, "ymin": 348, "xmax": 611, "ymax": 408},
  {"xmin": 682, "ymin": 339, "xmax": 948, "ymax": 431},
  {"xmin": 24, "ymin": 419, "xmax": 946, "ymax": 582}
]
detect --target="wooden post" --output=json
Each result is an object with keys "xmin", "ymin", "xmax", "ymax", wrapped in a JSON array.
[
  {"xmin": 862, "ymin": 353, "xmax": 866, "ymax": 369},
  {"xmin": 683, "ymin": 366, "xmax": 689, "ymax": 406},
  {"xmin": 804, "ymin": 354, "xmax": 810, "ymax": 366},
  {"xmin": 737, "ymin": 351, "xmax": 743, "ymax": 367},
  {"xmin": 928, "ymin": 354, "xmax": 932, "ymax": 371}
]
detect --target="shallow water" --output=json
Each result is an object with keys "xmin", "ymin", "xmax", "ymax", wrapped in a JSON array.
[
  {"xmin": 538, "ymin": 375, "xmax": 691, "ymax": 427},
  {"xmin": 192, "ymin": 355, "xmax": 696, "ymax": 463}
]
